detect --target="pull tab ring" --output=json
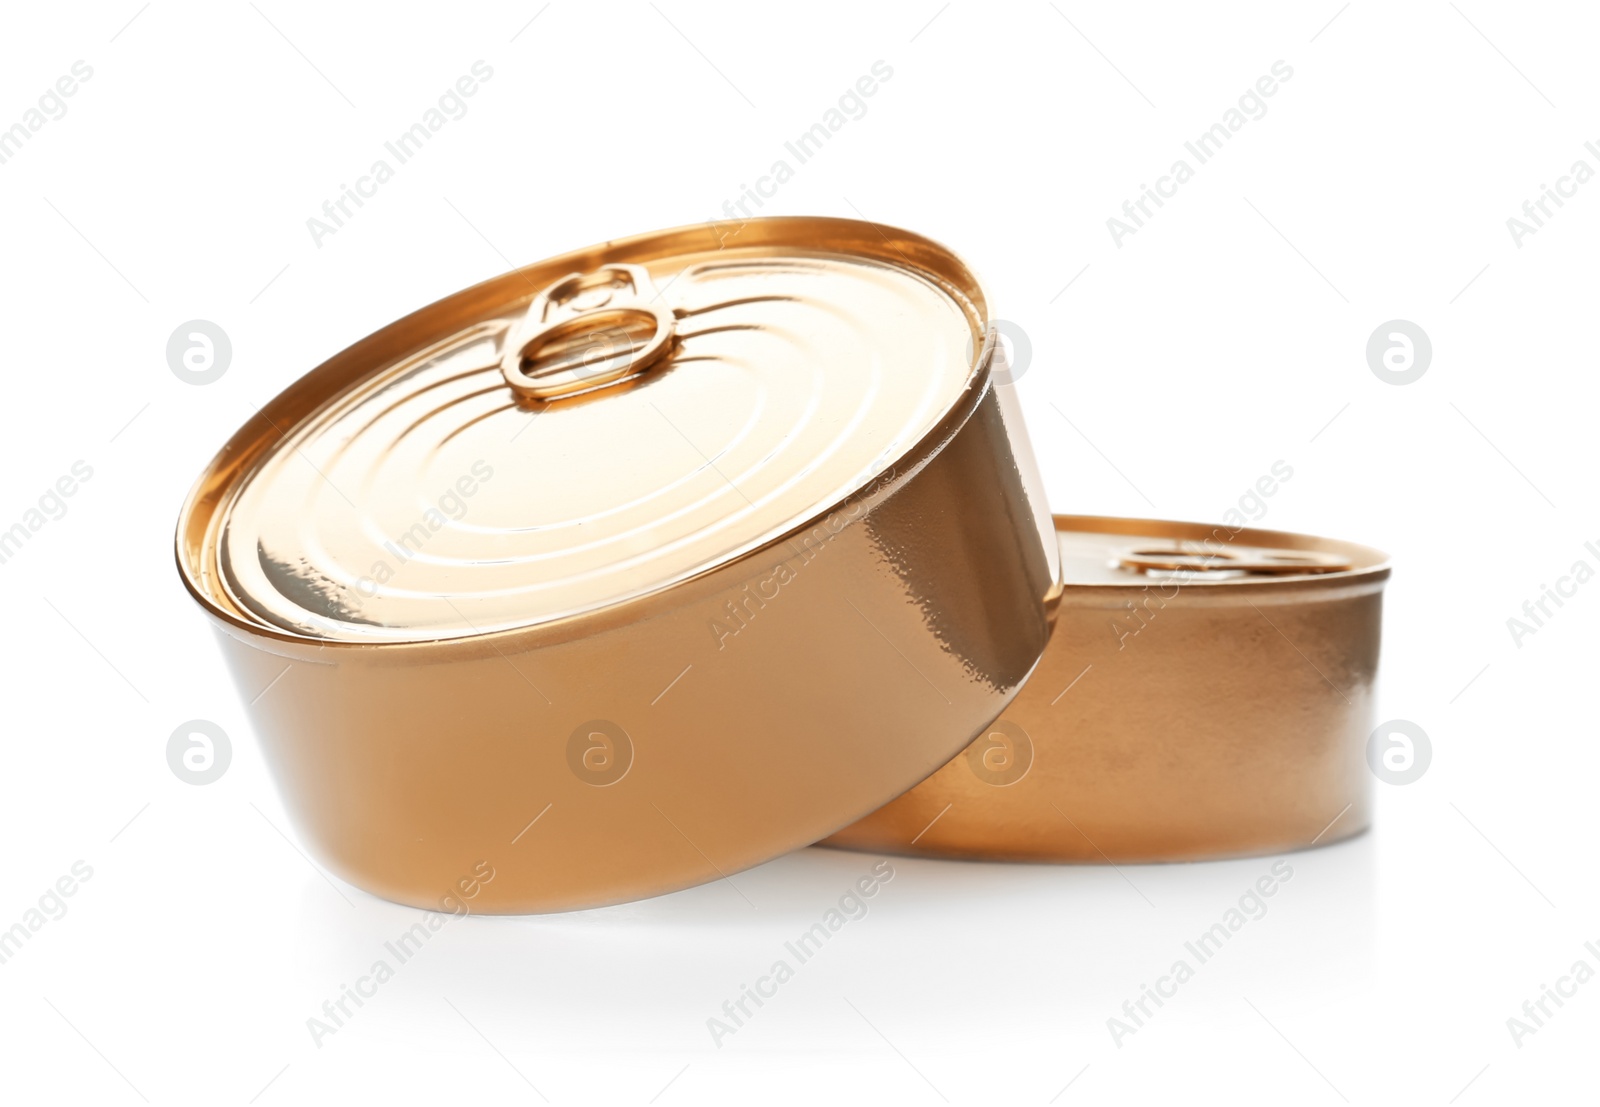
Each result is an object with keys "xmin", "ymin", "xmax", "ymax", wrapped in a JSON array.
[
  {"xmin": 500, "ymin": 264, "xmax": 676, "ymax": 401},
  {"xmin": 1117, "ymin": 546, "xmax": 1354, "ymax": 576}
]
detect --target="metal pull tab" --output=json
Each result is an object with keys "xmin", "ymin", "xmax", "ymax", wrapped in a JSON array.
[
  {"xmin": 1117, "ymin": 545, "xmax": 1354, "ymax": 576},
  {"xmin": 500, "ymin": 264, "xmax": 676, "ymax": 401}
]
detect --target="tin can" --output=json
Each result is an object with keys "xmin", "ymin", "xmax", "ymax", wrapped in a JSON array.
[
  {"xmin": 825, "ymin": 515, "xmax": 1389, "ymax": 862},
  {"xmin": 175, "ymin": 217, "xmax": 1060, "ymax": 912}
]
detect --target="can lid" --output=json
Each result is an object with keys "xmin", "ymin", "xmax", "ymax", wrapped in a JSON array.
[
  {"xmin": 195, "ymin": 220, "xmax": 988, "ymax": 643},
  {"xmin": 1055, "ymin": 515, "xmax": 1389, "ymax": 590}
]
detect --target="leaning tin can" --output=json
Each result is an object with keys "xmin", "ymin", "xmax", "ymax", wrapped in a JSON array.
[
  {"xmin": 175, "ymin": 217, "xmax": 1060, "ymax": 913},
  {"xmin": 825, "ymin": 515, "xmax": 1389, "ymax": 862}
]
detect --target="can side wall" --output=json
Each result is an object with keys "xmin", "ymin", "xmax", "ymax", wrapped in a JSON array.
[
  {"xmin": 823, "ymin": 573, "xmax": 1384, "ymax": 863},
  {"xmin": 211, "ymin": 382, "xmax": 1058, "ymax": 912}
]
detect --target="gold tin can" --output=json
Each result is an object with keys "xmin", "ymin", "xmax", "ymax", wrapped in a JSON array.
[
  {"xmin": 826, "ymin": 515, "xmax": 1389, "ymax": 862},
  {"xmin": 175, "ymin": 217, "xmax": 1059, "ymax": 913}
]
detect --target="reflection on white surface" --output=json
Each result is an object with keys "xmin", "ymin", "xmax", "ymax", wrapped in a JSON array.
[{"xmin": 285, "ymin": 835, "xmax": 1375, "ymax": 1101}]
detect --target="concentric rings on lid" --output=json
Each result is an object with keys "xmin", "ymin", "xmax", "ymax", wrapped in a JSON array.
[{"xmin": 207, "ymin": 232, "xmax": 986, "ymax": 642}]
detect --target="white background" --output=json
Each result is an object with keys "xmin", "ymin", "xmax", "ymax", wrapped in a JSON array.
[{"xmin": 1, "ymin": 2, "xmax": 1595, "ymax": 1103}]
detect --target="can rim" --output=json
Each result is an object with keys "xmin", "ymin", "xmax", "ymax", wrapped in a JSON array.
[
  {"xmin": 1054, "ymin": 514, "xmax": 1391, "ymax": 596},
  {"xmin": 174, "ymin": 216, "xmax": 1000, "ymax": 655}
]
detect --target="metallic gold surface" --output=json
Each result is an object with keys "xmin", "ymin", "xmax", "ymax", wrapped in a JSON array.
[
  {"xmin": 499, "ymin": 263, "xmax": 677, "ymax": 400},
  {"xmin": 825, "ymin": 516, "xmax": 1389, "ymax": 863},
  {"xmin": 208, "ymin": 232, "xmax": 982, "ymax": 642},
  {"xmin": 175, "ymin": 217, "xmax": 1061, "ymax": 913}
]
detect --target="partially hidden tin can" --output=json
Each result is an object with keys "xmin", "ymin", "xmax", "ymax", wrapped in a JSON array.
[
  {"xmin": 175, "ymin": 217, "xmax": 1060, "ymax": 913},
  {"xmin": 825, "ymin": 515, "xmax": 1389, "ymax": 862}
]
